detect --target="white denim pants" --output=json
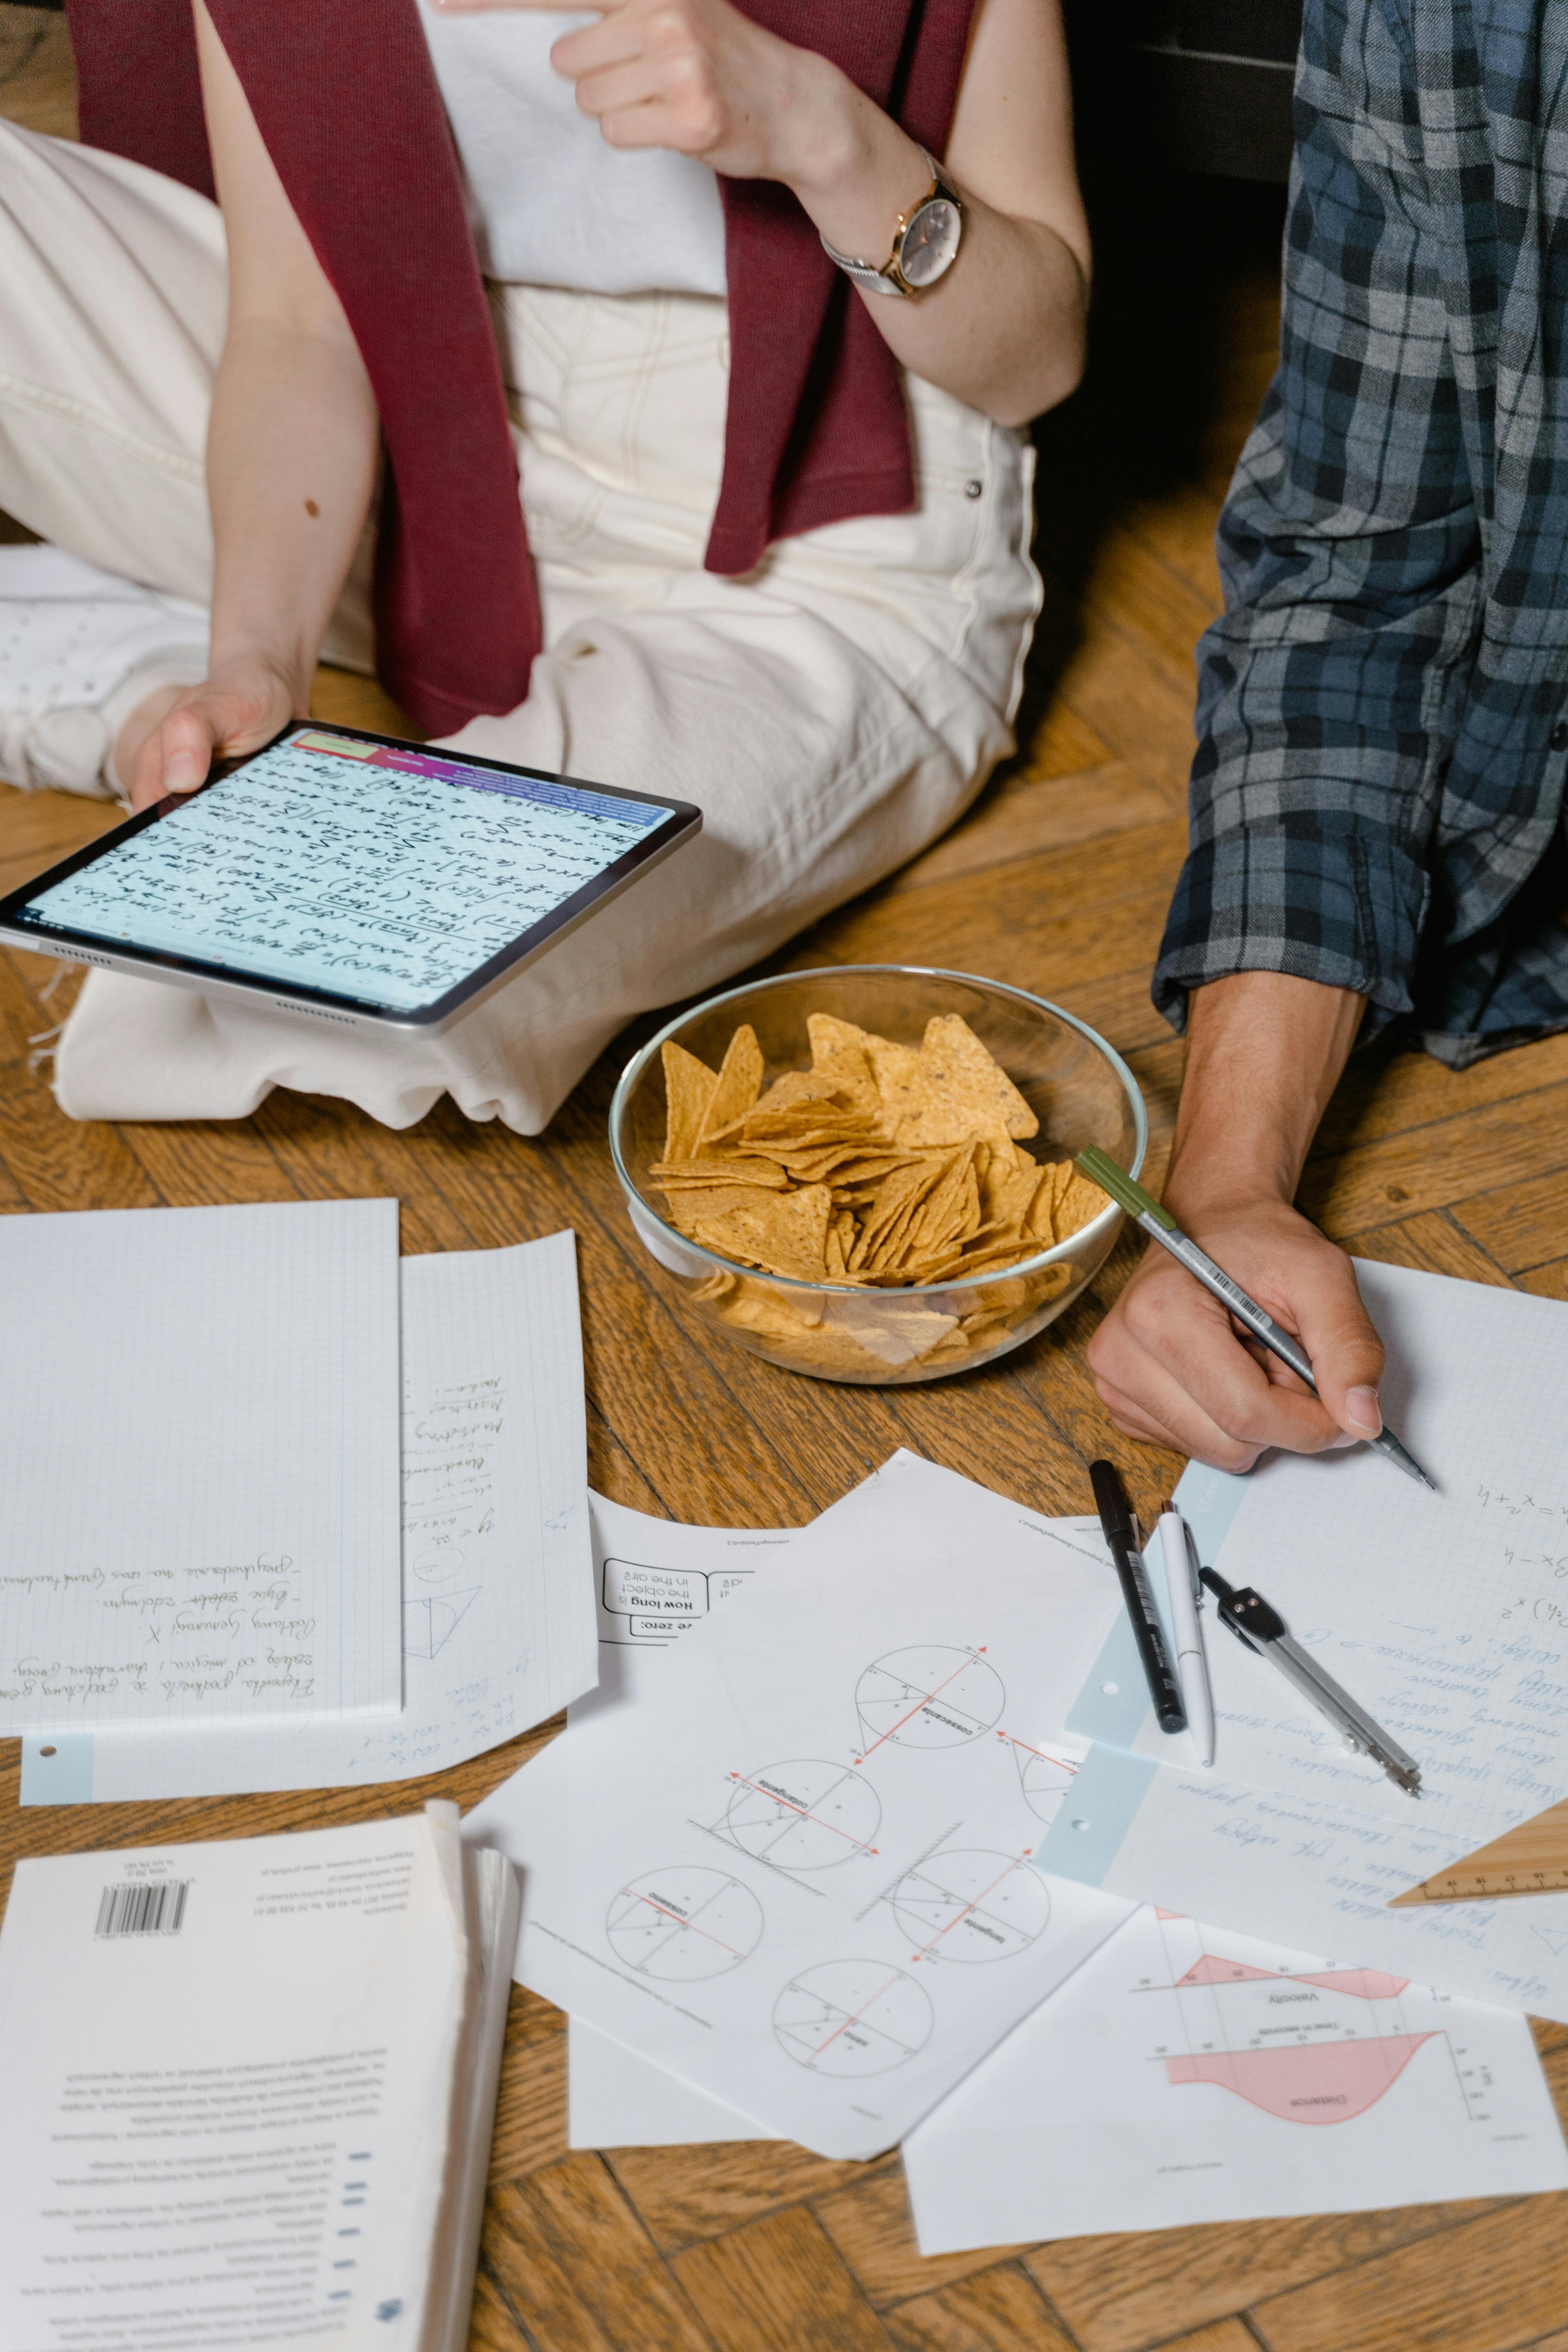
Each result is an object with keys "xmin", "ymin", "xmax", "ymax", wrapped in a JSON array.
[{"xmin": 0, "ymin": 122, "xmax": 1042, "ymax": 1132}]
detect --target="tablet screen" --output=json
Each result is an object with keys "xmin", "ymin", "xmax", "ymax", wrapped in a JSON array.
[{"xmin": 11, "ymin": 726, "xmax": 677, "ymax": 1014}]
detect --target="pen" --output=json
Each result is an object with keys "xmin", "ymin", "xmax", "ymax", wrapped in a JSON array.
[
  {"xmin": 1076, "ymin": 1149, "xmax": 1434, "ymax": 1490},
  {"xmin": 1156, "ymin": 1501, "xmax": 1214, "ymax": 1767},
  {"xmin": 1089, "ymin": 1459, "xmax": 1186, "ymax": 1734},
  {"xmin": 1199, "ymin": 1565, "xmax": 1422, "ymax": 1796}
]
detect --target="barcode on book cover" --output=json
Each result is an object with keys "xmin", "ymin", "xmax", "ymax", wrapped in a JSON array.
[{"xmin": 95, "ymin": 1881, "xmax": 190, "ymax": 1938}]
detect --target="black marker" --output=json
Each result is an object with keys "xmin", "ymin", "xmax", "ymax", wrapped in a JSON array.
[{"xmin": 1088, "ymin": 1459, "xmax": 1186, "ymax": 1733}]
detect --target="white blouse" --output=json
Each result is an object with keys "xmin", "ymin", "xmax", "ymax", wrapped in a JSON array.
[{"xmin": 416, "ymin": 2, "xmax": 728, "ymax": 296}]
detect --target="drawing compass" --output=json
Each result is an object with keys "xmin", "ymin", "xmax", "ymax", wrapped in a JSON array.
[{"xmin": 1198, "ymin": 1568, "xmax": 1422, "ymax": 1797}]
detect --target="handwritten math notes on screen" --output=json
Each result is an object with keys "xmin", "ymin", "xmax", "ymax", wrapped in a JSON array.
[{"xmin": 19, "ymin": 730, "xmax": 670, "ymax": 1011}]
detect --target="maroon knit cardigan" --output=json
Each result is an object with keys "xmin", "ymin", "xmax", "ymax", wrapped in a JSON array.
[{"xmin": 63, "ymin": 0, "xmax": 976, "ymax": 733}]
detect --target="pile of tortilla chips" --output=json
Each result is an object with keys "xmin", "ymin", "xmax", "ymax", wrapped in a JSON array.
[{"xmin": 646, "ymin": 1012, "xmax": 1109, "ymax": 1375}]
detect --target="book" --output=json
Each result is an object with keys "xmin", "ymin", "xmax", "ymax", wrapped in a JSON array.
[{"xmin": 0, "ymin": 1802, "xmax": 517, "ymax": 2352}]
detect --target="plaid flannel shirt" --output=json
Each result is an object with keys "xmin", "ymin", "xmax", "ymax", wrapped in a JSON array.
[{"xmin": 1153, "ymin": 0, "xmax": 1568, "ymax": 1065}]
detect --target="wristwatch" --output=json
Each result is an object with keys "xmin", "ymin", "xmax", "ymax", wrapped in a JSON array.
[{"xmin": 820, "ymin": 151, "xmax": 964, "ymax": 299}]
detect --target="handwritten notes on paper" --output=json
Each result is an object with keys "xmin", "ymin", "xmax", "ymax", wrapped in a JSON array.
[
  {"xmin": 0, "ymin": 1552, "xmax": 321, "ymax": 1715},
  {"xmin": 20, "ymin": 1232, "xmax": 598, "ymax": 1799},
  {"xmin": 21, "ymin": 729, "xmax": 669, "ymax": 1010},
  {"xmin": 1067, "ymin": 1265, "xmax": 1568, "ymax": 1845},
  {"xmin": 1040, "ymin": 1266, "xmax": 1568, "ymax": 2024},
  {"xmin": 0, "ymin": 1198, "xmax": 403, "ymax": 1736}
]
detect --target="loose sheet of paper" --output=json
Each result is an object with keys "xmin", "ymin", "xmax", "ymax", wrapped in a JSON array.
[
  {"xmin": 1067, "ymin": 1264, "xmax": 1568, "ymax": 1844},
  {"xmin": 1039, "ymin": 1265, "xmax": 1568, "ymax": 2023},
  {"xmin": 0, "ymin": 1808, "xmax": 471, "ymax": 2351},
  {"xmin": 20, "ymin": 1232, "xmax": 596, "ymax": 1800},
  {"xmin": 901, "ymin": 1904, "xmax": 1568, "ymax": 2249},
  {"xmin": 1038, "ymin": 1747, "xmax": 1568, "ymax": 2023},
  {"xmin": 0, "ymin": 1198, "xmax": 401, "ymax": 1736},
  {"xmin": 568, "ymin": 1494, "xmax": 802, "ymax": 2143},
  {"xmin": 466, "ymin": 1452, "xmax": 1131, "ymax": 2159}
]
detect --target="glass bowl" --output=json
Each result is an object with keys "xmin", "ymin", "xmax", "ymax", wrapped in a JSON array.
[{"xmin": 608, "ymin": 965, "xmax": 1147, "ymax": 1385}]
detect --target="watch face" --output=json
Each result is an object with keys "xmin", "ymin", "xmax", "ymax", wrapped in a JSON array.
[{"xmin": 900, "ymin": 196, "xmax": 962, "ymax": 290}]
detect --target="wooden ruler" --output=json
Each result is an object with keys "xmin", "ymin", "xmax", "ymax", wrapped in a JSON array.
[{"xmin": 1389, "ymin": 1796, "xmax": 1568, "ymax": 1905}]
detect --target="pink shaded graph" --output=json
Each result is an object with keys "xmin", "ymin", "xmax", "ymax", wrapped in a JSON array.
[
  {"xmin": 1294, "ymin": 1967, "xmax": 1410, "ymax": 2000},
  {"xmin": 1165, "ymin": 2033, "xmax": 1436, "ymax": 2123},
  {"xmin": 1176, "ymin": 1955, "xmax": 1410, "ymax": 2000}
]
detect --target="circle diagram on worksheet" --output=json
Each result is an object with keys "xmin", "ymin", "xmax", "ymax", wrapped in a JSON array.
[
  {"xmin": 853, "ymin": 1645, "xmax": 1004, "ymax": 1755},
  {"xmin": 604, "ymin": 1867, "xmax": 764, "ymax": 1980},
  {"xmin": 889, "ymin": 1847, "xmax": 1050, "ymax": 1963},
  {"xmin": 722, "ymin": 1760, "xmax": 882, "ymax": 1870},
  {"xmin": 773, "ymin": 1960, "xmax": 934, "ymax": 2076},
  {"xmin": 1012, "ymin": 1744, "xmax": 1076, "ymax": 1826}
]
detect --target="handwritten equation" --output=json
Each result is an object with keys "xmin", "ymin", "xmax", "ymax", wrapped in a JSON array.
[{"xmin": 27, "ymin": 738, "xmax": 663, "ymax": 1009}]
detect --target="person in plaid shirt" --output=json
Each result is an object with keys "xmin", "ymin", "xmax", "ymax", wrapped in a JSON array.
[{"xmin": 1091, "ymin": 0, "xmax": 1568, "ymax": 1466}]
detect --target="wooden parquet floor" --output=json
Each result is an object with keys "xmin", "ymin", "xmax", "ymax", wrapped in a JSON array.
[{"xmin": 4, "ymin": 13, "xmax": 1568, "ymax": 2348}]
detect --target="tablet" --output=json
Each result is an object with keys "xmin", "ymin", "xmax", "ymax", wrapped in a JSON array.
[{"xmin": 0, "ymin": 721, "xmax": 701, "ymax": 1032}]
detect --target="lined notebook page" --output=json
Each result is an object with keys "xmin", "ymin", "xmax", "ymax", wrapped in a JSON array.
[
  {"xmin": 0, "ymin": 1198, "xmax": 401, "ymax": 1735},
  {"xmin": 21, "ymin": 1231, "xmax": 596, "ymax": 1798}
]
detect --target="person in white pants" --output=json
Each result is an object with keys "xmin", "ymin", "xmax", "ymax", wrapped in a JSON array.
[{"xmin": 0, "ymin": 0, "xmax": 1091, "ymax": 1133}]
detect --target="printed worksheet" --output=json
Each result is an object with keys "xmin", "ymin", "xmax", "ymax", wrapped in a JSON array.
[
  {"xmin": 590, "ymin": 1492, "xmax": 795, "ymax": 1661},
  {"xmin": 902, "ymin": 1906, "xmax": 1568, "ymax": 2247},
  {"xmin": 566, "ymin": 1492, "xmax": 1566, "ymax": 2214},
  {"xmin": 20, "ymin": 1234, "xmax": 595, "ymax": 1801},
  {"xmin": 571, "ymin": 1904, "xmax": 1568, "ymax": 2208},
  {"xmin": 0, "ymin": 1198, "xmax": 401, "ymax": 1736},
  {"xmin": 568, "ymin": 1496, "xmax": 801, "ymax": 2138},
  {"xmin": 1038, "ymin": 1746, "xmax": 1568, "ymax": 2024},
  {"xmin": 466, "ymin": 1453, "xmax": 1131, "ymax": 2159},
  {"xmin": 1065, "ymin": 1264, "xmax": 1568, "ymax": 1846}
]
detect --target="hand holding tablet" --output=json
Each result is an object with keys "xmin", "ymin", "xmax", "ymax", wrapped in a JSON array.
[{"xmin": 0, "ymin": 722, "xmax": 701, "ymax": 1033}]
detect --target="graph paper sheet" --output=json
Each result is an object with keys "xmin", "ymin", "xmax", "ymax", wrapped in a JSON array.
[
  {"xmin": 0, "ymin": 1198, "xmax": 401, "ymax": 1736},
  {"xmin": 20, "ymin": 1231, "xmax": 596, "ymax": 1800}
]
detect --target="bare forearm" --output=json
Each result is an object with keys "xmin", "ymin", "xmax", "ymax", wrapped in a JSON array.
[
  {"xmin": 781, "ymin": 73, "xmax": 1086, "ymax": 426},
  {"xmin": 503, "ymin": 0, "xmax": 1091, "ymax": 428},
  {"xmin": 1085, "ymin": 972, "xmax": 1385, "ymax": 1471},
  {"xmin": 1163, "ymin": 972, "xmax": 1367, "ymax": 1218},
  {"xmin": 206, "ymin": 320, "xmax": 379, "ymax": 702}
]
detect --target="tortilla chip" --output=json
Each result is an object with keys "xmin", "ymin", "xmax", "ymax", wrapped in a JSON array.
[
  {"xmin": 720, "ymin": 1276, "xmax": 825, "ymax": 1339},
  {"xmin": 879, "ymin": 1015, "xmax": 1038, "ymax": 1150},
  {"xmin": 693, "ymin": 1183, "xmax": 833, "ymax": 1283},
  {"xmin": 850, "ymin": 1156, "xmax": 947, "ymax": 1272},
  {"xmin": 807, "ymin": 1012, "xmax": 869, "ymax": 1065},
  {"xmin": 651, "ymin": 1011, "xmax": 1096, "ymax": 1312},
  {"xmin": 748, "ymin": 1045, "xmax": 880, "ymax": 1126},
  {"xmin": 698, "ymin": 1023, "xmax": 763, "ymax": 1146},
  {"xmin": 652, "ymin": 1156, "xmax": 788, "ymax": 1191},
  {"xmin": 661, "ymin": 1041, "xmax": 719, "ymax": 1163},
  {"xmin": 1051, "ymin": 1167, "xmax": 1111, "ymax": 1238}
]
